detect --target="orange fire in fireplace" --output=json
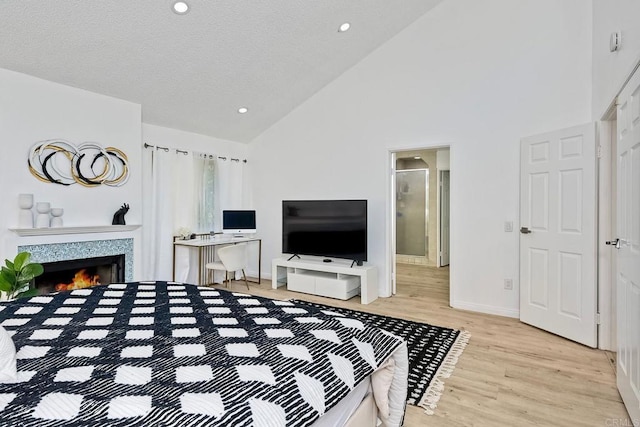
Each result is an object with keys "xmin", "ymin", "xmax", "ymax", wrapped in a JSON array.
[{"xmin": 55, "ymin": 269, "xmax": 101, "ymax": 292}]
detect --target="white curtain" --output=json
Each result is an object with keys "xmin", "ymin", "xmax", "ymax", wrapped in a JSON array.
[
  {"xmin": 174, "ymin": 153, "xmax": 216, "ymax": 284},
  {"xmin": 172, "ymin": 152, "xmax": 196, "ymax": 234},
  {"xmin": 213, "ymin": 158, "xmax": 250, "ymax": 282},
  {"xmin": 142, "ymin": 148, "xmax": 175, "ymax": 280},
  {"xmin": 171, "ymin": 152, "xmax": 197, "ymax": 283},
  {"xmin": 215, "ymin": 159, "xmax": 247, "ymax": 231},
  {"xmin": 143, "ymin": 149, "xmax": 219, "ymax": 282}
]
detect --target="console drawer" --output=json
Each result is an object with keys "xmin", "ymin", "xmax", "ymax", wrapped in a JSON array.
[
  {"xmin": 315, "ymin": 276, "xmax": 360, "ymax": 299},
  {"xmin": 287, "ymin": 272, "xmax": 316, "ymax": 294}
]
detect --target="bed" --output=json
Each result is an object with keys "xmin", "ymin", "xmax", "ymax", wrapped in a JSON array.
[{"xmin": 0, "ymin": 281, "xmax": 408, "ymax": 426}]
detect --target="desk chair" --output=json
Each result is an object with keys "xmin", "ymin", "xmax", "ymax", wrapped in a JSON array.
[{"xmin": 205, "ymin": 243, "xmax": 250, "ymax": 290}]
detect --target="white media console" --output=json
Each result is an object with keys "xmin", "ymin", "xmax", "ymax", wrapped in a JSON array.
[{"xmin": 271, "ymin": 257, "xmax": 378, "ymax": 304}]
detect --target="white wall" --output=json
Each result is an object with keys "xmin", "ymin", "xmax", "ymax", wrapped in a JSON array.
[
  {"xmin": 0, "ymin": 68, "xmax": 143, "ymax": 277},
  {"xmin": 248, "ymin": 0, "xmax": 593, "ymax": 316},
  {"xmin": 592, "ymin": 0, "xmax": 640, "ymax": 118}
]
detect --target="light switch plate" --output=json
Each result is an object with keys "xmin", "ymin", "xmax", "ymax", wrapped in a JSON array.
[{"xmin": 504, "ymin": 221, "xmax": 513, "ymax": 232}]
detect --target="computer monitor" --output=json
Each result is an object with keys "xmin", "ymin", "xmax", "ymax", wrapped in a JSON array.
[{"xmin": 222, "ymin": 210, "xmax": 256, "ymax": 235}]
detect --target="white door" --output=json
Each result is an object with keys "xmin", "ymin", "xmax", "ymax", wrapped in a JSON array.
[
  {"xmin": 519, "ymin": 123, "xmax": 597, "ymax": 347},
  {"xmin": 440, "ymin": 170, "xmax": 450, "ymax": 267},
  {"xmin": 615, "ymin": 66, "xmax": 640, "ymax": 422}
]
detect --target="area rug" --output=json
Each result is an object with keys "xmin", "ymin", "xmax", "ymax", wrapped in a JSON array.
[{"xmin": 291, "ymin": 300, "xmax": 470, "ymax": 415}]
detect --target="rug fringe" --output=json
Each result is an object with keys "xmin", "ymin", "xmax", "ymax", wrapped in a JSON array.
[{"xmin": 417, "ymin": 330, "xmax": 471, "ymax": 415}]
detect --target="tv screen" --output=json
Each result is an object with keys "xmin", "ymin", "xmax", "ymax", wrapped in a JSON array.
[
  {"xmin": 223, "ymin": 210, "xmax": 256, "ymax": 234},
  {"xmin": 282, "ymin": 200, "xmax": 367, "ymax": 262}
]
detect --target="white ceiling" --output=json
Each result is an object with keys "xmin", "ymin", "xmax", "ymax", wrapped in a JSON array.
[{"xmin": 0, "ymin": 1, "xmax": 443, "ymax": 143}]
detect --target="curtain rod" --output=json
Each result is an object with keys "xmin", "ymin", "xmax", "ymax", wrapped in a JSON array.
[{"xmin": 143, "ymin": 143, "xmax": 247, "ymax": 163}]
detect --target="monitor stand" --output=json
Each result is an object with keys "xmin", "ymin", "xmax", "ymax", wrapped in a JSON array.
[{"xmin": 287, "ymin": 254, "xmax": 300, "ymax": 261}]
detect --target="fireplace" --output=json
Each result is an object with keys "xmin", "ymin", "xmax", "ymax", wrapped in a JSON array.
[
  {"xmin": 19, "ymin": 238, "xmax": 134, "ymax": 294},
  {"xmin": 36, "ymin": 255, "xmax": 125, "ymax": 295}
]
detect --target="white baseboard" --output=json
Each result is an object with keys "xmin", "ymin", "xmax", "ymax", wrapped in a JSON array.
[
  {"xmin": 451, "ymin": 300, "xmax": 519, "ymax": 318},
  {"xmin": 247, "ymin": 270, "xmax": 271, "ymax": 281}
]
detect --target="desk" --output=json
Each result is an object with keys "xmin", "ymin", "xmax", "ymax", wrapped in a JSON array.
[{"xmin": 172, "ymin": 236, "xmax": 261, "ymax": 286}]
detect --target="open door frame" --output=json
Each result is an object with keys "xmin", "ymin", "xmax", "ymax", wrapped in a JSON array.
[
  {"xmin": 386, "ymin": 144, "xmax": 452, "ymax": 300},
  {"xmin": 597, "ymin": 117, "xmax": 617, "ymax": 352},
  {"xmin": 389, "ymin": 152, "xmax": 397, "ymax": 295},
  {"xmin": 438, "ymin": 170, "xmax": 451, "ymax": 267}
]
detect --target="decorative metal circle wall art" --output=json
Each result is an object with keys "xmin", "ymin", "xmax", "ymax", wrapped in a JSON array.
[{"xmin": 28, "ymin": 139, "xmax": 130, "ymax": 187}]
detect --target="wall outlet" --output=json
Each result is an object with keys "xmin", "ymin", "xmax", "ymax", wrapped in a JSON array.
[
  {"xmin": 504, "ymin": 279, "xmax": 513, "ymax": 290},
  {"xmin": 504, "ymin": 221, "xmax": 513, "ymax": 232}
]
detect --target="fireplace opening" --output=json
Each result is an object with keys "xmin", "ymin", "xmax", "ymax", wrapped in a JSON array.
[{"xmin": 36, "ymin": 255, "xmax": 125, "ymax": 295}]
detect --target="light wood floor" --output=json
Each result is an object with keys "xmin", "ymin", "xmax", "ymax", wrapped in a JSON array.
[{"xmin": 220, "ymin": 263, "xmax": 630, "ymax": 426}]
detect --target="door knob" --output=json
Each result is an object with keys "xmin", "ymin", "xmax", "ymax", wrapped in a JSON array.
[
  {"xmin": 520, "ymin": 227, "xmax": 532, "ymax": 234},
  {"xmin": 605, "ymin": 238, "xmax": 621, "ymax": 249}
]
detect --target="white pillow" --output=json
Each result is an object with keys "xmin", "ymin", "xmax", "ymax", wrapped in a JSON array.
[{"xmin": 0, "ymin": 325, "xmax": 17, "ymax": 383}]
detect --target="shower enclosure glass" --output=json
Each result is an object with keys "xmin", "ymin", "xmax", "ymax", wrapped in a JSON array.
[{"xmin": 395, "ymin": 169, "xmax": 427, "ymax": 256}]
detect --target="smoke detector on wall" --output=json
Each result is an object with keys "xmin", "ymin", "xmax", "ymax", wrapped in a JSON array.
[{"xmin": 610, "ymin": 31, "xmax": 621, "ymax": 52}]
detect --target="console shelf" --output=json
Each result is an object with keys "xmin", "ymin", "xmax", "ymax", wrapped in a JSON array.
[{"xmin": 271, "ymin": 257, "xmax": 378, "ymax": 304}]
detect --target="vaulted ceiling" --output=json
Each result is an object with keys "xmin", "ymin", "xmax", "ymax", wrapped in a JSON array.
[{"xmin": 0, "ymin": 1, "xmax": 444, "ymax": 142}]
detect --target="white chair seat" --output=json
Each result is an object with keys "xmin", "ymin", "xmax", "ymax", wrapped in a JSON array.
[
  {"xmin": 205, "ymin": 243, "xmax": 250, "ymax": 290},
  {"xmin": 205, "ymin": 261, "xmax": 225, "ymax": 271}
]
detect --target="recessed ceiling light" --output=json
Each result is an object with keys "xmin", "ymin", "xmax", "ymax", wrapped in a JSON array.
[
  {"xmin": 173, "ymin": 1, "xmax": 189, "ymax": 14},
  {"xmin": 238, "ymin": 107, "xmax": 248, "ymax": 114},
  {"xmin": 414, "ymin": 156, "xmax": 421, "ymax": 160},
  {"xmin": 338, "ymin": 22, "xmax": 351, "ymax": 33}
]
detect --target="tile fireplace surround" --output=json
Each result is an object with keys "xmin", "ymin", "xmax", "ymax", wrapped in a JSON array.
[{"xmin": 18, "ymin": 238, "xmax": 134, "ymax": 282}]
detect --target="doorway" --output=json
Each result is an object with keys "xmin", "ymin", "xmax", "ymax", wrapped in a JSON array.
[{"xmin": 391, "ymin": 147, "xmax": 450, "ymax": 304}]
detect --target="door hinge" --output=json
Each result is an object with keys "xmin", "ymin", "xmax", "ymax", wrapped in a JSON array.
[
  {"xmin": 596, "ymin": 313, "xmax": 601, "ymax": 325},
  {"xmin": 597, "ymin": 146, "xmax": 602, "ymax": 158}
]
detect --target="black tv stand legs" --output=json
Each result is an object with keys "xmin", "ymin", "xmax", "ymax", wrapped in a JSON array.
[
  {"xmin": 287, "ymin": 254, "xmax": 301, "ymax": 261},
  {"xmin": 350, "ymin": 260, "xmax": 363, "ymax": 268}
]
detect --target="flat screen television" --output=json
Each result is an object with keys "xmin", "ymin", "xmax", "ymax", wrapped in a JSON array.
[
  {"xmin": 222, "ymin": 210, "xmax": 256, "ymax": 234},
  {"xmin": 282, "ymin": 200, "xmax": 367, "ymax": 263}
]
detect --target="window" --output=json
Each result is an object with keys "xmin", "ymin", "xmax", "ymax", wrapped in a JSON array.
[{"xmin": 195, "ymin": 154, "xmax": 215, "ymax": 232}]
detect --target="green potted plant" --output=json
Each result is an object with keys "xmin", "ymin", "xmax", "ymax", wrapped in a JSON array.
[{"xmin": 0, "ymin": 252, "xmax": 44, "ymax": 300}]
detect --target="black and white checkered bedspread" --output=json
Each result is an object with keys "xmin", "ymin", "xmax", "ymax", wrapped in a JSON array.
[{"xmin": 0, "ymin": 282, "xmax": 404, "ymax": 426}]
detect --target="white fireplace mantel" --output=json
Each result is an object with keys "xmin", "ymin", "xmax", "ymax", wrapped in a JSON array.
[{"xmin": 9, "ymin": 225, "xmax": 141, "ymax": 237}]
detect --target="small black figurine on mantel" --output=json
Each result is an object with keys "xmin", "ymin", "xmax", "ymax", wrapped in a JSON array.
[{"xmin": 112, "ymin": 203, "xmax": 130, "ymax": 225}]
